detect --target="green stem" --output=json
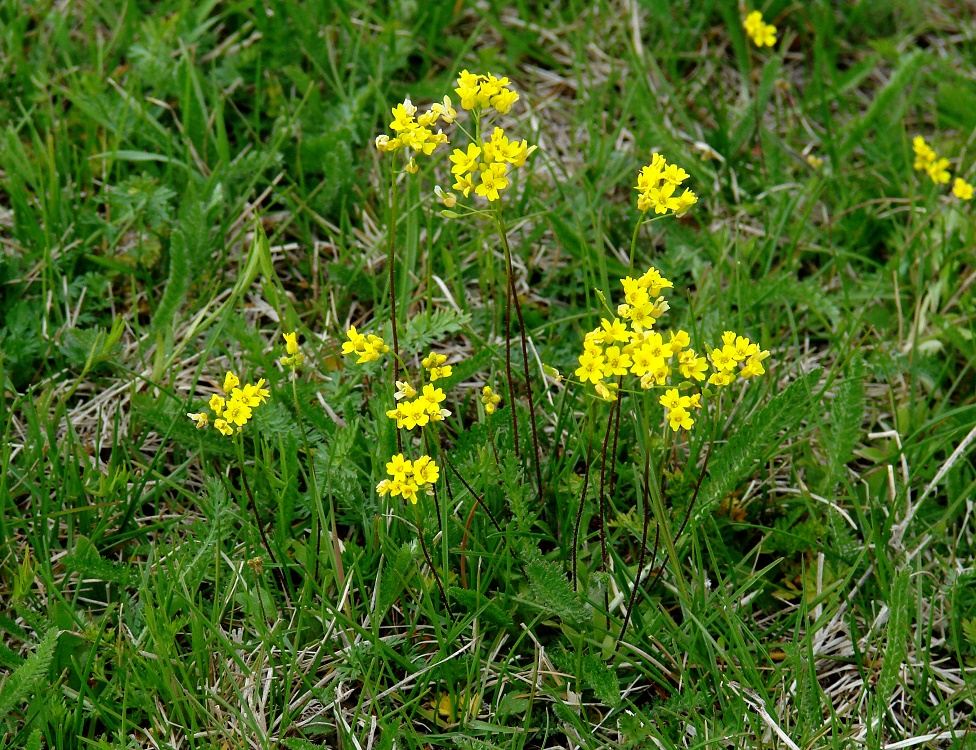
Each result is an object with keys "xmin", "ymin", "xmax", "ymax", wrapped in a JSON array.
[{"xmin": 388, "ymin": 155, "xmax": 403, "ymax": 454}]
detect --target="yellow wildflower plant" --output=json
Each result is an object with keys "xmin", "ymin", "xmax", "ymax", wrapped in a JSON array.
[
  {"xmin": 187, "ymin": 370, "xmax": 269, "ymax": 436},
  {"xmin": 634, "ymin": 154, "xmax": 698, "ymax": 216},
  {"xmin": 422, "ymin": 351, "xmax": 453, "ymax": 382},
  {"xmin": 454, "ymin": 70, "xmax": 519, "ymax": 114},
  {"xmin": 481, "ymin": 385, "xmax": 502, "ymax": 415},
  {"xmin": 565, "ymin": 268, "xmax": 770, "ymax": 431},
  {"xmin": 279, "ymin": 332, "xmax": 305, "ymax": 369},
  {"xmin": 341, "ymin": 325, "xmax": 390, "ymax": 364},
  {"xmin": 952, "ymin": 177, "xmax": 974, "ymax": 201},
  {"xmin": 376, "ymin": 452, "xmax": 441, "ymax": 503},
  {"xmin": 743, "ymin": 10, "xmax": 777, "ymax": 48},
  {"xmin": 375, "ymin": 96, "xmax": 450, "ymax": 161},
  {"xmin": 912, "ymin": 135, "xmax": 956, "ymax": 186},
  {"xmin": 444, "ymin": 74, "xmax": 537, "ymax": 206},
  {"xmin": 386, "ymin": 354, "xmax": 454, "ymax": 432}
]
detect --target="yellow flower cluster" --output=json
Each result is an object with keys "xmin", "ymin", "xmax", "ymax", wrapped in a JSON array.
[
  {"xmin": 481, "ymin": 385, "xmax": 502, "ymax": 415},
  {"xmin": 571, "ymin": 268, "xmax": 770, "ymax": 431},
  {"xmin": 913, "ymin": 136, "xmax": 973, "ymax": 199},
  {"xmin": 454, "ymin": 70, "xmax": 519, "ymax": 114},
  {"xmin": 279, "ymin": 332, "xmax": 304, "ymax": 368},
  {"xmin": 375, "ymin": 96, "xmax": 452, "ymax": 171},
  {"xmin": 341, "ymin": 326, "xmax": 390, "ymax": 364},
  {"xmin": 187, "ymin": 371, "xmax": 270, "ymax": 437},
  {"xmin": 449, "ymin": 127, "xmax": 533, "ymax": 202},
  {"xmin": 635, "ymin": 154, "xmax": 698, "ymax": 215},
  {"xmin": 387, "ymin": 382, "xmax": 451, "ymax": 430},
  {"xmin": 743, "ymin": 10, "xmax": 777, "ymax": 47},
  {"xmin": 377, "ymin": 453, "xmax": 440, "ymax": 504},
  {"xmin": 386, "ymin": 352, "xmax": 453, "ymax": 430},
  {"xmin": 706, "ymin": 331, "xmax": 770, "ymax": 387}
]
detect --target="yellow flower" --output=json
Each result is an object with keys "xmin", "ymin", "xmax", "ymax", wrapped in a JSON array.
[
  {"xmin": 413, "ymin": 455, "xmax": 440, "ymax": 486},
  {"xmin": 450, "ymin": 143, "xmax": 482, "ymax": 175},
  {"xmin": 209, "ymin": 393, "xmax": 226, "ymax": 416},
  {"xmin": 926, "ymin": 157, "xmax": 951, "ymax": 184},
  {"xmin": 455, "ymin": 69, "xmax": 484, "ymax": 110},
  {"xmin": 740, "ymin": 349, "xmax": 770, "ymax": 379},
  {"xmin": 420, "ymin": 384, "xmax": 447, "ymax": 413},
  {"xmin": 481, "ymin": 385, "xmax": 502, "ymax": 414},
  {"xmin": 602, "ymin": 346, "xmax": 632, "ymax": 377},
  {"xmin": 674, "ymin": 189, "xmax": 699, "ymax": 214},
  {"xmin": 224, "ymin": 398, "xmax": 252, "ymax": 427},
  {"xmin": 431, "ymin": 95, "xmax": 457, "ymax": 124},
  {"xmin": 743, "ymin": 10, "xmax": 777, "ymax": 47},
  {"xmin": 187, "ymin": 412, "xmax": 209, "ymax": 429},
  {"xmin": 678, "ymin": 350, "xmax": 708, "ymax": 381},
  {"xmin": 475, "ymin": 162, "xmax": 509, "ymax": 202},
  {"xmin": 386, "ymin": 453, "xmax": 412, "ymax": 482},
  {"xmin": 953, "ymin": 177, "xmax": 974, "ymax": 200},
  {"xmin": 232, "ymin": 379, "xmax": 270, "ymax": 408},
  {"xmin": 400, "ymin": 481, "xmax": 420, "ymax": 504},
  {"xmin": 913, "ymin": 136, "xmax": 936, "ymax": 171},
  {"xmin": 662, "ymin": 164, "xmax": 689, "ymax": 185},
  {"xmin": 490, "ymin": 86, "xmax": 519, "ymax": 114},
  {"xmin": 214, "ymin": 418, "xmax": 234, "ymax": 436},
  {"xmin": 404, "ymin": 157, "xmax": 419, "ymax": 174},
  {"xmin": 668, "ymin": 330, "xmax": 690, "ymax": 355},
  {"xmin": 222, "ymin": 372, "xmax": 240, "ymax": 392},
  {"xmin": 708, "ymin": 370, "xmax": 736, "ymax": 387},
  {"xmin": 627, "ymin": 345, "xmax": 656, "ymax": 378},
  {"xmin": 575, "ymin": 350, "xmax": 605, "ymax": 384},
  {"xmin": 646, "ymin": 183, "xmax": 681, "ymax": 214},
  {"xmin": 667, "ymin": 406, "xmax": 694, "ymax": 431},
  {"xmin": 710, "ymin": 346, "xmax": 738, "ymax": 372},
  {"xmin": 386, "ymin": 404, "xmax": 407, "ymax": 429},
  {"xmin": 453, "ymin": 173, "xmax": 475, "ymax": 197},
  {"xmin": 600, "ymin": 317, "xmax": 632, "ymax": 344},
  {"xmin": 342, "ymin": 326, "xmax": 366, "ymax": 356},
  {"xmin": 422, "ymin": 352, "xmax": 448, "ymax": 369},
  {"xmin": 395, "ymin": 381, "xmax": 417, "ymax": 401},
  {"xmin": 429, "ymin": 365, "xmax": 453, "ymax": 381},
  {"xmin": 659, "ymin": 389, "xmax": 683, "ymax": 410},
  {"xmin": 401, "ymin": 399, "xmax": 429, "ymax": 430},
  {"xmin": 283, "ymin": 332, "xmax": 300, "ymax": 355},
  {"xmin": 594, "ymin": 380, "xmax": 619, "ymax": 402}
]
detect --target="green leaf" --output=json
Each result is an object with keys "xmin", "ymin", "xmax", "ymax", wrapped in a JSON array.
[
  {"xmin": 581, "ymin": 654, "xmax": 621, "ymax": 708},
  {"xmin": 447, "ymin": 587, "xmax": 513, "ymax": 628},
  {"xmin": 730, "ymin": 57, "xmax": 782, "ymax": 155},
  {"xmin": 401, "ymin": 308, "xmax": 472, "ymax": 354},
  {"xmin": 696, "ymin": 368, "xmax": 820, "ymax": 522},
  {"xmin": 523, "ymin": 548, "xmax": 589, "ymax": 626},
  {"xmin": 0, "ymin": 628, "xmax": 59, "ymax": 721},
  {"xmin": 823, "ymin": 357, "xmax": 865, "ymax": 486},
  {"xmin": 839, "ymin": 50, "xmax": 927, "ymax": 156},
  {"xmin": 876, "ymin": 569, "xmax": 911, "ymax": 702}
]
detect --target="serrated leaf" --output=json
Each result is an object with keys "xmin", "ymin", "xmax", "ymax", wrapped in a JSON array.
[
  {"xmin": 523, "ymin": 549, "xmax": 588, "ymax": 626},
  {"xmin": 401, "ymin": 308, "xmax": 471, "ymax": 353},
  {"xmin": 0, "ymin": 628, "xmax": 59, "ymax": 720},
  {"xmin": 447, "ymin": 587, "xmax": 513, "ymax": 628},
  {"xmin": 840, "ymin": 50, "xmax": 927, "ymax": 155},
  {"xmin": 581, "ymin": 654, "xmax": 621, "ymax": 708},
  {"xmin": 824, "ymin": 358, "xmax": 865, "ymax": 487},
  {"xmin": 696, "ymin": 368, "xmax": 820, "ymax": 523},
  {"xmin": 876, "ymin": 569, "xmax": 910, "ymax": 701},
  {"xmin": 63, "ymin": 536, "xmax": 139, "ymax": 587}
]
